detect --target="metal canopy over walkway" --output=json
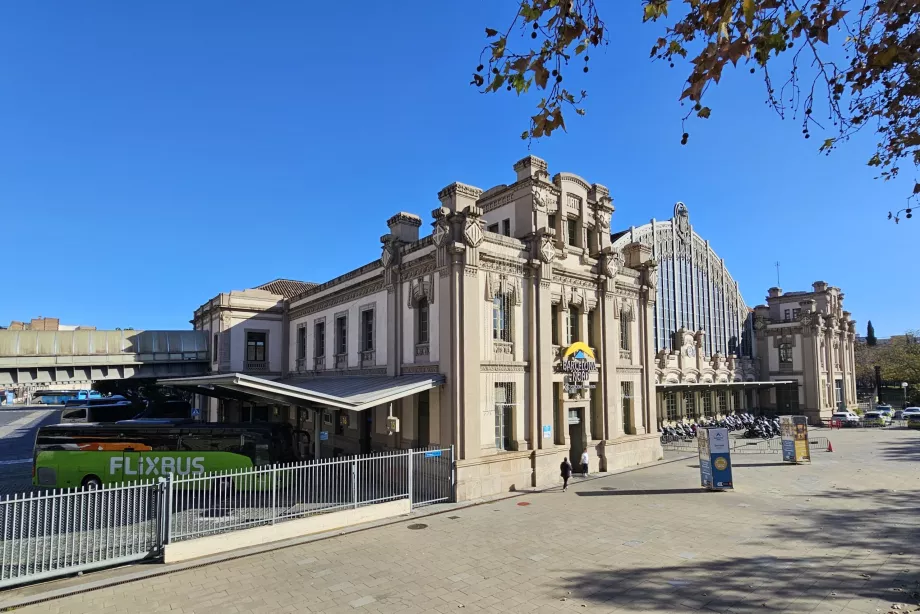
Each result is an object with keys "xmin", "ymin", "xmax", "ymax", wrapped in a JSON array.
[{"xmin": 160, "ymin": 372, "xmax": 446, "ymax": 412}]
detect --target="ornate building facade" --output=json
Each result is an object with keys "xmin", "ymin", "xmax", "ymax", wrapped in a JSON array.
[
  {"xmin": 611, "ymin": 204, "xmax": 761, "ymax": 426},
  {"xmin": 753, "ymin": 282, "xmax": 858, "ymax": 422},
  {"xmin": 180, "ymin": 156, "xmax": 663, "ymax": 501}
]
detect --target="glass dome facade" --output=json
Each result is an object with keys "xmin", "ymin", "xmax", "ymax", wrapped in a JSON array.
[{"xmin": 611, "ymin": 203, "xmax": 753, "ymax": 359}]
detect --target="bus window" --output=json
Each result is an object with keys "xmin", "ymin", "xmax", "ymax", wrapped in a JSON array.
[
  {"xmin": 241, "ymin": 434, "xmax": 271, "ymax": 466},
  {"xmin": 61, "ymin": 407, "xmax": 87, "ymax": 422},
  {"xmin": 90, "ymin": 405, "xmax": 138, "ymax": 423}
]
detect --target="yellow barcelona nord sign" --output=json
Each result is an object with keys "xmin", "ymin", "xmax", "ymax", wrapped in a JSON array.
[
  {"xmin": 559, "ymin": 342, "xmax": 597, "ymax": 394},
  {"xmin": 562, "ymin": 341, "xmax": 596, "ymax": 361}
]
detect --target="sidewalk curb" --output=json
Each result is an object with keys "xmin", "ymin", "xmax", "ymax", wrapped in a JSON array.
[{"xmin": 0, "ymin": 453, "xmax": 693, "ymax": 611}]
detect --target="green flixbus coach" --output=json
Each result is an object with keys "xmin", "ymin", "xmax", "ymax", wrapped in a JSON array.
[{"xmin": 33, "ymin": 421, "xmax": 301, "ymax": 490}]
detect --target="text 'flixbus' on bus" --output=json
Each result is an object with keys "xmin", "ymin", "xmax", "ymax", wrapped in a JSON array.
[{"xmin": 33, "ymin": 422, "xmax": 300, "ymax": 490}]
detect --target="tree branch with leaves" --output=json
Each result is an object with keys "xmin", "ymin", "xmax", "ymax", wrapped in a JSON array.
[{"xmin": 472, "ymin": 0, "xmax": 919, "ymax": 219}]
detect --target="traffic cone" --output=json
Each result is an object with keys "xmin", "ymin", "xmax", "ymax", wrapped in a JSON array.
[{"xmin": 826, "ymin": 440, "xmax": 834, "ymax": 453}]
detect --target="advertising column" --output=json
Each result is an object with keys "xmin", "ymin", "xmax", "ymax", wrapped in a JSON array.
[
  {"xmin": 793, "ymin": 416, "xmax": 811, "ymax": 463},
  {"xmin": 780, "ymin": 416, "xmax": 796, "ymax": 463},
  {"xmin": 697, "ymin": 428, "xmax": 712, "ymax": 488},
  {"xmin": 707, "ymin": 427, "xmax": 734, "ymax": 490},
  {"xmin": 698, "ymin": 427, "xmax": 734, "ymax": 490}
]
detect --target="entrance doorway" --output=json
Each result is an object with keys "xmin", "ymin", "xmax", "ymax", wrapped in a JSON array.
[
  {"xmin": 360, "ymin": 411, "xmax": 373, "ymax": 454},
  {"xmin": 568, "ymin": 407, "xmax": 585, "ymax": 473},
  {"xmin": 775, "ymin": 384, "xmax": 800, "ymax": 414},
  {"xmin": 417, "ymin": 392, "xmax": 430, "ymax": 448}
]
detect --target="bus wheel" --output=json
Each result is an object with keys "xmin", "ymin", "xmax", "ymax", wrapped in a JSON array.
[{"xmin": 82, "ymin": 475, "xmax": 102, "ymax": 490}]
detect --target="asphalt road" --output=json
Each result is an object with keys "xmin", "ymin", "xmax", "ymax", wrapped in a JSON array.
[{"xmin": 0, "ymin": 406, "xmax": 61, "ymax": 496}]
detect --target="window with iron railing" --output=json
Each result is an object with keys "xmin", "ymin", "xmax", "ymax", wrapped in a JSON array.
[
  {"xmin": 622, "ymin": 381, "xmax": 633, "ymax": 433},
  {"xmin": 492, "ymin": 294, "xmax": 512, "ymax": 342},
  {"xmin": 494, "ymin": 382, "xmax": 515, "ymax": 451}
]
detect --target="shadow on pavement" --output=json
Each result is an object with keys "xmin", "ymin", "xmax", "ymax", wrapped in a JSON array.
[
  {"xmin": 554, "ymin": 553, "xmax": 920, "ymax": 613},
  {"xmin": 575, "ymin": 488, "xmax": 717, "ymax": 496},
  {"xmin": 558, "ymin": 487, "xmax": 920, "ymax": 613},
  {"xmin": 879, "ymin": 439, "xmax": 920, "ymax": 462}
]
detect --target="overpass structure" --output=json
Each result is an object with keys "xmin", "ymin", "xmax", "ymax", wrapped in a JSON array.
[{"xmin": 0, "ymin": 329, "xmax": 211, "ymax": 388}]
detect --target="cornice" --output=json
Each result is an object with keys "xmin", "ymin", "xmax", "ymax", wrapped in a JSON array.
[{"xmin": 289, "ymin": 279, "xmax": 387, "ymax": 319}]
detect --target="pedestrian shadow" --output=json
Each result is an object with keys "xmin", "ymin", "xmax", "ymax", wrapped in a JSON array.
[{"xmin": 576, "ymin": 488, "xmax": 717, "ymax": 496}]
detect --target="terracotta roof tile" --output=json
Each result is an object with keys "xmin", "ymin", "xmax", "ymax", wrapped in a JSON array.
[{"xmin": 254, "ymin": 278, "xmax": 319, "ymax": 298}]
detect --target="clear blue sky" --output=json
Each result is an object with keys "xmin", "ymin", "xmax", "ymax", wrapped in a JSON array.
[{"xmin": 1, "ymin": 1, "xmax": 914, "ymax": 337}]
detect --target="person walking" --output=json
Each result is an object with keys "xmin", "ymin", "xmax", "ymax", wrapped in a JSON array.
[
  {"xmin": 560, "ymin": 457, "xmax": 573, "ymax": 492},
  {"xmin": 580, "ymin": 449, "xmax": 590, "ymax": 477}
]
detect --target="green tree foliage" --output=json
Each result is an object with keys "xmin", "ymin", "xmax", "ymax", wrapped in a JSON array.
[
  {"xmin": 473, "ymin": 0, "xmax": 920, "ymax": 216},
  {"xmin": 866, "ymin": 320, "xmax": 877, "ymax": 346},
  {"xmin": 854, "ymin": 331, "xmax": 920, "ymax": 391}
]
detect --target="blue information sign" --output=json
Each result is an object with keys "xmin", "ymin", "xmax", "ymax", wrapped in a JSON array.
[
  {"xmin": 319, "ymin": 431, "xmax": 329, "ymax": 441},
  {"xmin": 542, "ymin": 425, "xmax": 552, "ymax": 439},
  {"xmin": 698, "ymin": 427, "xmax": 733, "ymax": 490},
  {"xmin": 424, "ymin": 450, "xmax": 442, "ymax": 458}
]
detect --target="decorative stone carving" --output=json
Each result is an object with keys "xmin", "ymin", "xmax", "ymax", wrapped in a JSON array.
[
  {"xmin": 754, "ymin": 316, "xmax": 768, "ymax": 331},
  {"xmin": 431, "ymin": 221, "xmax": 449, "ymax": 247},
  {"xmin": 485, "ymin": 273, "xmax": 523, "ymax": 305},
  {"xmin": 603, "ymin": 250, "xmax": 624, "ymax": 278},
  {"xmin": 532, "ymin": 185, "xmax": 547, "ymax": 212},
  {"xmin": 380, "ymin": 235, "xmax": 396, "ymax": 268},
  {"xmin": 539, "ymin": 235, "xmax": 556, "ymax": 263},
  {"xmin": 674, "ymin": 201, "xmax": 690, "ymax": 242},
  {"xmin": 407, "ymin": 274, "xmax": 435, "ymax": 307},
  {"xmin": 464, "ymin": 218, "xmax": 483, "ymax": 247}
]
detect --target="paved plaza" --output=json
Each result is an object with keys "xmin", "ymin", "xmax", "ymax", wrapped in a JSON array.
[{"xmin": 7, "ymin": 427, "xmax": 920, "ymax": 613}]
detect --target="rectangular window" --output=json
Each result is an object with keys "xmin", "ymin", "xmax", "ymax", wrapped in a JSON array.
[
  {"xmin": 417, "ymin": 300, "xmax": 429, "ymax": 344},
  {"xmin": 417, "ymin": 391, "xmax": 430, "ymax": 447},
  {"xmin": 733, "ymin": 390, "xmax": 741, "ymax": 411},
  {"xmin": 567, "ymin": 308, "xmax": 579, "ymax": 344},
  {"xmin": 784, "ymin": 309, "xmax": 791, "ymax": 322},
  {"xmin": 335, "ymin": 315, "xmax": 347, "ymax": 355},
  {"xmin": 834, "ymin": 379, "xmax": 843, "ymax": 404},
  {"xmin": 567, "ymin": 218, "xmax": 578, "ymax": 246},
  {"xmin": 502, "ymin": 219, "xmax": 511, "ymax": 237},
  {"xmin": 314, "ymin": 321, "xmax": 325, "ymax": 357},
  {"xmin": 621, "ymin": 381, "xmax": 633, "ymax": 432},
  {"xmin": 360, "ymin": 309, "xmax": 374, "ymax": 351},
  {"xmin": 246, "ymin": 332, "xmax": 266, "ymax": 362},
  {"xmin": 551, "ymin": 304, "xmax": 559, "ymax": 345},
  {"xmin": 296, "ymin": 326, "xmax": 306, "ymax": 360},
  {"xmin": 494, "ymin": 382, "xmax": 514, "ymax": 451},
  {"xmin": 212, "ymin": 333, "xmax": 218, "ymax": 364},
  {"xmin": 487, "ymin": 223, "xmax": 499, "ymax": 233},
  {"xmin": 492, "ymin": 295, "xmax": 511, "ymax": 342},
  {"xmin": 587, "ymin": 311, "xmax": 595, "ymax": 349},
  {"xmin": 619, "ymin": 317, "xmax": 630, "ymax": 351},
  {"xmin": 702, "ymin": 393, "xmax": 713, "ymax": 417},
  {"xmin": 684, "ymin": 391, "xmax": 696, "ymax": 419},
  {"xmin": 548, "ymin": 214, "xmax": 556, "ymax": 232},
  {"xmin": 717, "ymin": 391, "xmax": 727, "ymax": 415},
  {"xmin": 665, "ymin": 392, "xmax": 678, "ymax": 421},
  {"xmin": 792, "ymin": 308, "xmax": 801, "ymax": 320}
]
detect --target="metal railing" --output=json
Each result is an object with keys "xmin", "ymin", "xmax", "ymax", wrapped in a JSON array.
[
  {"xmin": 662, "ymin": 437, "xmax": 830, "ymax": 454},
  {"xmin": 1, "ymin": 446, "xmax": 454, "ymax": 589},
  {"xmin": 0, "ymin": 481, "xmax": 163, "ymax": 589}
]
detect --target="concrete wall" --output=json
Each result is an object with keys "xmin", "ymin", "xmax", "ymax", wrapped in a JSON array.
[{"xmin": 163, "ymin": 499, "xmax": 410, "ymax": 564}]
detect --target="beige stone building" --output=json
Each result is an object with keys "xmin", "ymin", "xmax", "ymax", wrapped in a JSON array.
[
  {"xmin": 752, "ymin": 282, "xmax": 858, "ymax": 422},
  {"xmin": 173, "ymin": 156, "xmax": 664, "ymax": 501}
]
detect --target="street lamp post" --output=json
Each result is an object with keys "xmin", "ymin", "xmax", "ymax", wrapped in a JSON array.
[{"xmin": 902, "ymin": 382, "xmax": 909, "ymax": 408}]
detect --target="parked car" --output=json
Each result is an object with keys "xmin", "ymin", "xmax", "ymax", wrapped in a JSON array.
[
  {"xmin": 907, "ymin": 414, "xmax": 920, "ymax": 430},
  {"xmin": 876, "ymin": 405, "xmax": 893, "ymax": 417},
  {"xmin": 862, "ymin": 411, "xmax": 889, "ymax": 426},
  {"xmin": 903, "ymin": 407, "xmax": 920, "ymax": 420},
  {"xmin": 893, "ymin": 409, "xmax": 905, "ymax": 420},
  {"xmin": 831, "ymin": 410, "xmax": 861, "ymax": 426}
]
